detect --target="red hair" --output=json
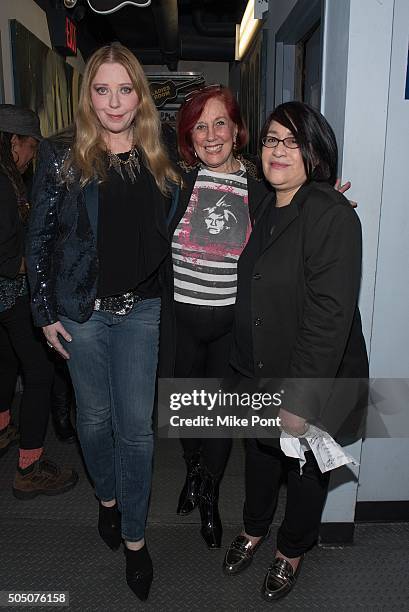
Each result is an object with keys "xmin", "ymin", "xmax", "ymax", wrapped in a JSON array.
[{"xmin": 177, "ymin": 85, "xmax": 248, "ymax": 166}]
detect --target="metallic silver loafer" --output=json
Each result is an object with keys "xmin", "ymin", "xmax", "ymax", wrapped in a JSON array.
[
  {"xmin": 261, "ymin": 555, "xmax": 303, "ymax": 601},
  {"xmin": 223, "ymin": 531, "xmax": 269, "ymax": 576}
]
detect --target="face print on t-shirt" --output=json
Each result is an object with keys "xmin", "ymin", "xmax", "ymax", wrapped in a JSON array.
[{"xmin": 189, "ymin": 185, "xmax": 249, "ymax": 251}]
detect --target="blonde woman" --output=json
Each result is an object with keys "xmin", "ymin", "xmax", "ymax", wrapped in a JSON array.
[{"xmin": 26, "ymin": 43, "xmax": 180, "ymax": 601}]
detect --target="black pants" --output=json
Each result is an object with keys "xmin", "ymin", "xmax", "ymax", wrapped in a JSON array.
[
  {"xmin": 174, "ymin": 302, "xmax": 233, "ymax": 478},
  {"xmin": 52, "ymin": 354, "xmax": 74, "ymax": 410},
  {"xmin": 244, "ymin": 439, "xmax": 330, "ymax": 557},
  {"xmin": 0, "ymin": 296, "xmax": 54, "ymax": 449}
]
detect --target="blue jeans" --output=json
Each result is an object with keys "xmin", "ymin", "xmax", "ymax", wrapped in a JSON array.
[{"xmin": 60, "ymin": 298, "xmax": 160, "ymax": 542}]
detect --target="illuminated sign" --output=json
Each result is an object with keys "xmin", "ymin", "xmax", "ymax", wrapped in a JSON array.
[
  {"xmin": 65, "ymin": 17, "xmax": 77, "ymax": 56},
  {"xmin": 47, "ymin": 9, "xmax": 78, "ymax": 57}
]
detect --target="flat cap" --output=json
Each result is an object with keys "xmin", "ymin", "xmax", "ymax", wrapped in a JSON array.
[{"xmin": 0, "ymin": 104, "xmax": 42, "ymax": 140}]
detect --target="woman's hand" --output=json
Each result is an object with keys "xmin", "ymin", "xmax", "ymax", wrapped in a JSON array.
[
  {"xmin": 42, "ymin": 321, "xmax": 72, "ymax": 359},
  {"xmin": 278, "ymin": 408, "xmax": 308, "ymax": 437},
  {"xmin": 335, "ymin": 178, "xmax": 357, "ymax": 208}
]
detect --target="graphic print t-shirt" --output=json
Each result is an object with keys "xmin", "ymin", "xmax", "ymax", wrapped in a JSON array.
[{"xmin": 172, "ymin": 164, "xmax": 251, "ymax": 306}]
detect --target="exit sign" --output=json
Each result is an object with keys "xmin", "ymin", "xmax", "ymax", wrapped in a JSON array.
[
  {"xmin": 47, "ymin": 9, "xmax": 78, "ymax": 57},
  {"xmin": 65, "ymin": 17, "xmax": 77, "ymax": 55}
]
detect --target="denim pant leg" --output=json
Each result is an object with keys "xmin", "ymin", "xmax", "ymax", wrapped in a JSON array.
[
  {"xmin": 60, "ymin": 313, "xmax": 115, "ymax": 502},
  {"xmin": 110, "ymin": 298, "xmax": 161, "ymax": 542}
]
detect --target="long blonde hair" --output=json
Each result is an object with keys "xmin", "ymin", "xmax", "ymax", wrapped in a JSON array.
[{"xmin": 64, "ymin": 43, "xmax": 179, "ymax": 193}]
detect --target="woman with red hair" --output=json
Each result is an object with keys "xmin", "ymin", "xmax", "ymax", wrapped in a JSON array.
[{"xmin": 168, "ymin": 85, "xmax": 269, "ymax": 548}]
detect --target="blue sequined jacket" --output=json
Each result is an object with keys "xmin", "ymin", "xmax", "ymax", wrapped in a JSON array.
[{"xmin": 26, "ymin": 138, "xmax": 178, "ymax": 330}]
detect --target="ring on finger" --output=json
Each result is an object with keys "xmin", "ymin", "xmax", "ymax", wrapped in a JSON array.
[{"xmin": 47, "ymin": 341, "xmax": 54, "ymax": 349}]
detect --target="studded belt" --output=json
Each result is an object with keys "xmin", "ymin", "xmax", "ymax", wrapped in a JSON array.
[{"xmin": 94, "ymin": 289, "xmax": 143, "ymax": 316}]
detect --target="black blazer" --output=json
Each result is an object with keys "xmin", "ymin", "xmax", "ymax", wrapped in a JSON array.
[
  {"xmin": 26, "ymin": 138, "xmax": 177, "ymax": 329},
  {"xmin": 157, "ymin": 162, "xmax": 270, "ymax": 376},
  {"xmin": 235, "ymin": 181, "xmax": 369, "ymax": 440}
]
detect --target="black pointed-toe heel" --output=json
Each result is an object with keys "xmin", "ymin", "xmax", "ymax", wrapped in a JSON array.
[
  {"xmin": 177, "ymin": 452, "xmax": 202, "ymax": 515},
  {"xmin": 98, "ymin": 502, "xmax": 122, "ymax": 551},
  {"xmin": 199, "ymin": 468, "xmax": 222, "ymax": 549},
  {"xmin": 125, "ymin": 546, "xmax": 153, "ymax": 602}
]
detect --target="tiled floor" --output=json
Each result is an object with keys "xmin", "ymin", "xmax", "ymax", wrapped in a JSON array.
[{"xmin": 1, "ymin": 417, "xmax": 408, "ymax": 611}]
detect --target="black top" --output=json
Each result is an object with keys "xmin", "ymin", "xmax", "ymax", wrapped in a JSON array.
[
  {"xmin": 231, "ymin": 197, "xmax": 294, "ymax": 376},
  {"xmin": 97, "ymin": 154, "xmax": 164, "ymax": 298},
  {"xmin": 0, "ymin": 173, "xmax": 25, "ymax": 278},
  {"xmin": 0, "ymin": 173, "xmax": 28, "ymax": 312}
]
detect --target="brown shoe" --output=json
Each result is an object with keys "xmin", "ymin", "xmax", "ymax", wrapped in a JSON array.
[
  {"xmin": 0, "ymin": 423, "xmax": 19, "ymax": 458},
  {"xmin": 12, "ymin": 457, "xmax": 78, "ymax": 500}
]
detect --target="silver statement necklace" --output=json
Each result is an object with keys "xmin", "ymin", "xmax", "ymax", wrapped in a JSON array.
[{"xmin": 107, "ymin": 146, "xmax": 140, "ymax": 183}]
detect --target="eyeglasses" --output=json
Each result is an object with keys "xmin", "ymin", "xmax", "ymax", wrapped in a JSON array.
[
  {"xmin": 184, "ymin": 84, "xmax": 223, "ymax": 103},
  {"xmin": 261, "ymin": 136, "xmax": 300, "ymax": 149}
]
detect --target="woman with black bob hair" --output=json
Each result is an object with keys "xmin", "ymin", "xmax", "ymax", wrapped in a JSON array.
[{"xmin": 223, "ymin": 101, "xmax": 368, "ymax": 601}]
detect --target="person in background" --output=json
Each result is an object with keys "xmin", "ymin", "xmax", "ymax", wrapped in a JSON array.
[
  {"xmin": 222, "ymin": 101, "xmax": 368, "ymax": 601},
  {"xmin": 21, "ymin": 154, "xmax": 77, "ymax": 446},
  {"xmin": 0, "ymin": 104, "xmax": 78, "ymax": 498},
  {"xmin": 26, "ymin": 43, "xmax": 180, "ymax": 602}
]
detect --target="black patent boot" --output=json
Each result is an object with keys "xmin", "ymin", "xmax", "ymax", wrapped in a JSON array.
[
  {"xmin": 199, "ymin": 467, "xmax": 222, "ymax": 549},
  {"xmin": 52, "ymin": 384, "xmax": 76, "ymax": 443},
  {"xmin": 176, "ymin": 452, "xmax": 202, "ymax": 515}
]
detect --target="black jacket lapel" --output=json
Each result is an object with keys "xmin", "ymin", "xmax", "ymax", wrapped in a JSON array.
[
  {"xmin": 247, "ymin": 177, "xmax": 271, "ymax": 226},
  {"xmin": 169, "ymin": 168, "xmax": 198, "ymax": 234},
  {"xmin": 83, "ymin": 180, "xmax": 99, "ymax": 240}
]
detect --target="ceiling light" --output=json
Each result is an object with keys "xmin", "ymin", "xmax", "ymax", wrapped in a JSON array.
[{"xmin": 235, "ymin": 0, "xmax": 262, "ymax": 61}]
